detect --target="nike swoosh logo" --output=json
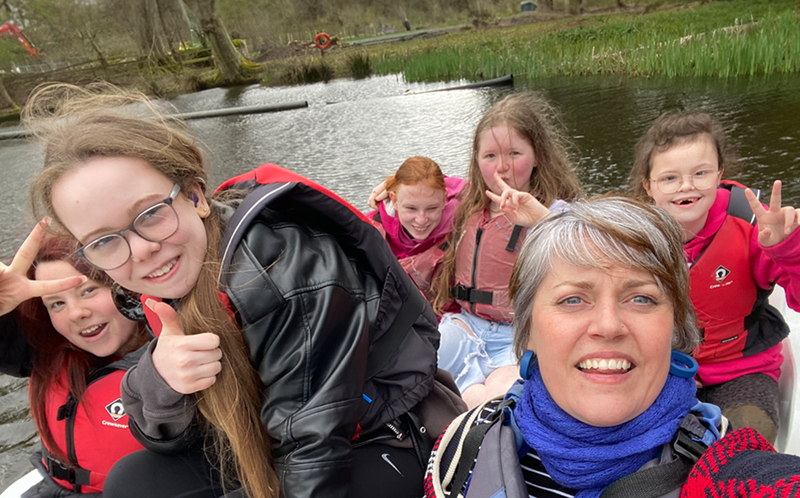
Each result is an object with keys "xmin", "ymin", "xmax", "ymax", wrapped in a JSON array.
[{"xmin": 381, "ymin": 453, "xmax": 404, "ymax": 477}]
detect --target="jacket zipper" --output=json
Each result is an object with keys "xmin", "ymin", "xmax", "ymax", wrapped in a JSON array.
[{"xmin": 470, "ymin": 227, "xmax": 484, "ymax": 315}]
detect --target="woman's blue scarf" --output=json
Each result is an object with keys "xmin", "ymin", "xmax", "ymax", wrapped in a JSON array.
[{"xmin": 514, "ymin": 361, "xmax": 697, "ymax": 498}]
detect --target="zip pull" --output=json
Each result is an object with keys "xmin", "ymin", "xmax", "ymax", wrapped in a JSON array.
[{"xmin": 385, "ymin": 420, "xmax": 405, "ymax": 441}]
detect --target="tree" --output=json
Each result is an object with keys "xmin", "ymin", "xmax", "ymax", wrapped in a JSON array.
[{"xmin": 184, "ymin": 0, "xmax": 246, "ymax": 83}]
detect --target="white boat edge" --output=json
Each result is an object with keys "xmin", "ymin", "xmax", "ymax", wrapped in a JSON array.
[
  {"xmin": 0, "ymin": 469, "xmax": 41, "ymax": 498},
  {"xmin": 772, "ymin": 285, "xmax": 800, "ymax": 455},
  {"xmin": 1, "ymin": 288, "xmax": 799, "ymax": 497}
]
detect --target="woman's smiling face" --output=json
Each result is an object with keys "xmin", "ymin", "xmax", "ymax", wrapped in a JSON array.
[
  {"xmin": 51, "ymin": 156, "xmax": 209, "ymax": 299},
  {"xmin": 528, "ymin": 259, "xmax": 674, "ymax": 427}
]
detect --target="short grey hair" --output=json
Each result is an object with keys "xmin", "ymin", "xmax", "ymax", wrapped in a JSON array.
[{"xmin": 510, "ymin": 196, "xmax": 701, "ymax": 359}]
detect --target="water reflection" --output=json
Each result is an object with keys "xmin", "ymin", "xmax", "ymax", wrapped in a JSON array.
[{"xmin": 1, "ymin": 72, "xmax": 799, "ymax": 490}]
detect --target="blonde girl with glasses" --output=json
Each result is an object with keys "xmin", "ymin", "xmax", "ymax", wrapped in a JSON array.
[
  {"xmin": 24, "ymin": 83, "xmax": 463, "ymax": 498},
  {"xmin": 629, "ymin": 110, "xmax": 800, "ymax": 445}
]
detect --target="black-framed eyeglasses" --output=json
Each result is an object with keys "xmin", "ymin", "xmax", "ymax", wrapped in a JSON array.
[{"xmin": 75, "ymin": 184, "xmax": 181, "ymax": 270}]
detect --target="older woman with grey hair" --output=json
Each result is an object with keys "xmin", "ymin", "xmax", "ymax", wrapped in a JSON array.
[{"xmin": 425, "ymin": 196, "xmax": 800, "ymax": 498}]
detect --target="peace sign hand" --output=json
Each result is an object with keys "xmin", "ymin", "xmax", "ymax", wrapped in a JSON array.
[
  {"xmin": 485, "ymin": 173, "xmax": 550, "ymax": 227},
  {"xmin": 745, "ymin": 180, "xmax": 800, "ymax": 248},
  {"xmin": 0, "ymin": 219, "xmax": 85, "ymax": 317}
]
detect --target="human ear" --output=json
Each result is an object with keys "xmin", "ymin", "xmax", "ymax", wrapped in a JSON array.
[
  {"xmin": 389, "ymin": 192, "xmax": 397, "ymax": 207},
  {"xmin": 188, "ymin": 184, "xmax": 210, "ymax": 218},
  {"xmin": 643, "ymin": 178, "xmax": 653, "ymax": 198}
]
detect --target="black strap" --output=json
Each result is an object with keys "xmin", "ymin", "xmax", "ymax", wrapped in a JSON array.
[
  {"xmin": 600, "ymin": 425, "xmax": 707, "ymax": 498},
  {"xmin": 727, "ymin": 186, "xmax": 759, "ymax": 225},
  {"xmin": 451, "ymin": 285, "xmax": 493, "ymax": 305},
  {"xmin": 364, "ymin": 288, "xmax": 427, "ymax": 380},
  {"xmin": 43, "ymin": 450, "xmax": 92, "ymax": 486},
  {"xmin": 599, "ymin": 458, "xmax": 692, "ymax": 498},
  {"xmin": 448, "ymin": 399, "xmax": 514, "ymax": 496},
  {"xmin": 505, "ymin": 225, "xmax": 523, "ymax": 252}
]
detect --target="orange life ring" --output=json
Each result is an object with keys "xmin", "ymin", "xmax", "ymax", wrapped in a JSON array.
[{"xmin": 314, "ymin": 32, "xmax": 332, "ymax": 50}]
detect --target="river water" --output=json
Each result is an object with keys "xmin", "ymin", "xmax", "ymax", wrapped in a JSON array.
[{"xmin": 1, "ymin": 72, "xmax": 799, "ymax": 489}]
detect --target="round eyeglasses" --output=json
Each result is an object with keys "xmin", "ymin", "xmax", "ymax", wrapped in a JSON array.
[
  {"xmin": 75, "ymin": 184, "xmax": 181, "ymax": 270},
  {"xmin": 649, "ymin": 169, "xmax": 720, "ymax": 195}
]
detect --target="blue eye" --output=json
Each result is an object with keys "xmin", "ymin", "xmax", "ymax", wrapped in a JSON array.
[
  {"xmin": 631, "ymin": 295, "xmax": 656, "ymax": 305},
  {"xmin": 559, "ymin": 296, "xmax": 583, "ymax": 305},
  {"xmin": 90, "ymin": 235, "xmax": 124, "ymax": 253},
  {"xmin": 659, "ymin": 175, "xmax": 679, "ymax": 183}
]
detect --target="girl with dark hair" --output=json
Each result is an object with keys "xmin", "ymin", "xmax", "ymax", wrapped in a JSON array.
[{"xmin": 628, "ymin": 110, "xmax": 800, "ymax": 444}]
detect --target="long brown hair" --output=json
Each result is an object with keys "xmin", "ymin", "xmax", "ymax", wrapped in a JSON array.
[
  {"xmin": 431, "ymin": 92, "xmax": 584, "ymax": 314},
  {"xmin": 17, "ymin": 234, "xmax": 147, "ymax": 467},
  {"xmin": 25, "ymin": 83, "xmax": 280, "ymax": 498}
]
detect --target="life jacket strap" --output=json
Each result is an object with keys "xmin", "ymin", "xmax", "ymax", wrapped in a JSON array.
[
  {"xmin": 44, "ymin": 452, "xmax": 91, "ymax": 486},
  {"xmin": 452, "ymin": 284, "xmax": 493, "ymax": 305}
]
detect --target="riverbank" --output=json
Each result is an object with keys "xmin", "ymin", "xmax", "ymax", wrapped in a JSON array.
[
  {"xmin": 0, "ymin": 0, "xmax": 798, "ymax": 117},
  {"xmin": 267, "ymin": 0, "xmax": 800, "ymax": 84}
]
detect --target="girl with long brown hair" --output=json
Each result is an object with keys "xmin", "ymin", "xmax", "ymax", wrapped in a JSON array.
[
  {"xmin": 24, "ymin": 83, "xmax": 462, "ymax": 498},
  {"xmin": 430, "ymin": 92, "xmax": 583, "ymax": 408}
]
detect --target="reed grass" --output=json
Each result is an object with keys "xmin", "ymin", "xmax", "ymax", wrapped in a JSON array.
[{"xmin": 362, "ymin": 0, "xmax": 800, "ymax": 81}]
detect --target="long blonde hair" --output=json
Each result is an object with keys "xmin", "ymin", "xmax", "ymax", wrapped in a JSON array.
[
  {"xmin": 431, "ymin": 92, "xmax": 583, "ymax": 314},
  {"xmin": 25, "ymin": 83, "xmax": 279, "ymax": 498}
]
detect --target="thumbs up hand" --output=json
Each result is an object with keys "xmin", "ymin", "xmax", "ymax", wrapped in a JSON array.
[{"xmin": 147, "ymin": 299, "xmax": 222, "ymax": 395}]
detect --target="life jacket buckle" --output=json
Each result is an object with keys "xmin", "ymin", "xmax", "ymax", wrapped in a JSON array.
[
  {"xmin": 673, "ymin": 427, "xmax": 708, "ymax": 464},
  {"xmin": 45, "ymin": 455, "xmax": 76, "ymax": 483}
]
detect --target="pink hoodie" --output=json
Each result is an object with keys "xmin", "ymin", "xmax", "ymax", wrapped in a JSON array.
[{"xmin": 369, "ymin": 176, "xmax": 466, "ymax": 259}]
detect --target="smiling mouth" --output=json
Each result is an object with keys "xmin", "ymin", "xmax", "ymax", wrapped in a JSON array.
[
  {"xmin": 80, "ymin": 323, "xmax": 106, "ymax": 338},
  {"xmin": 146, "ymin": 258, "xmax": 177, "ymax": 279},
  {"xmin": 674, "ymin": 198, "xmax": 698, "ymax": 206},
  {"xmin": 577, "ymin": 358, "xmax": 633, "ymax": 373}
]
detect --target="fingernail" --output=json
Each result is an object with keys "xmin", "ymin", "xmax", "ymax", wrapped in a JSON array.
[
  {"xmin": 145, "ymin": 298, "xmax": 157, "ymax": 310},
  {"xmin": 40, "ymin": 217, "xmax": 51, "ymax": 227}
]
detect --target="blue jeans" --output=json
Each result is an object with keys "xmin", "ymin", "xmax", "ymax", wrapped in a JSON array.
[{"xmin": 437, "ymin": 309, "xmax": 516, "ymax": 393}]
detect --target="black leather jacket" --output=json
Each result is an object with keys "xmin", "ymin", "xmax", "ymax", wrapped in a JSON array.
[{"xmin": 121, "ymin": 165, "xmax": 442, "ymax": 498}]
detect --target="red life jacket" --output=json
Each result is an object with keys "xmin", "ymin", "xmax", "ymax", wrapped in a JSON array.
[
  {"xmin": 690, "ymin": 183, "xmax": 788, "ymax": 365},
  {"xmin": 36, "ymin": 361, "xmax": 144, "ymax": 493},
  {"xmin": 369, "ymin": 216, "xmax": 449, "ymax": 300},
  {"xmin": 452, "ymin": 210, "xmax": 525, "ymax": 322}
]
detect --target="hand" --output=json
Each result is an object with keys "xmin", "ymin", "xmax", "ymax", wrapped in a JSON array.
[
  {"xmin": 368, "ymin": 180, "xmax": 388, "ymax": 210},
  {"xmin": 0, "ymin": 220, "xmax": 85, "ymax": 317},
  {"xmin": 485, "ymin": 173, "xmax": 550, "ymax": 227},
  {"xmin": 148, "ymin": 299, "xmax": 222, "ymax": 394},
  {"xmin": 745, "ymin": 180, "xmax": 799, "ymax": 248}
]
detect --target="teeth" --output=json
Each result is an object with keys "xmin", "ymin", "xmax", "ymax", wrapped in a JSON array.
[
  {"xmin": 147, "ymin": 258, "xmax": 176, "ymax": 278},
  {"xmin": 80, "ymin": 324, "xmax": 102, "ymax": 336},
  {"xmin": 578, "ymin": 359, "xmax": 631, "ymax": 371}
]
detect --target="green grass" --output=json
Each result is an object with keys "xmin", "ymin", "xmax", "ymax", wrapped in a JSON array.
[{"xmin": 358, "ymin": 0, "xmax": 800, "ymax": 81}]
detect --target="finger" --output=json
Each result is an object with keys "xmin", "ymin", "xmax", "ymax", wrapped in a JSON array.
[
  {"xmin": 493, "ymin": 172, "xmax": 511, "ymax": 192},
  {"xmin": 146, "ymin": 299, "xmax": 185, "ymax": 337},
  {"xmin": 27, "ymin": 276, "xmax": 86, "ymax": 299},
  {"xmin": 769, "ymin": 180, "xmax": 782, "ymax": 211},
  {"xmin": 184, "ymin": 333, "xmax": 221, "ymax": 352},
  {"xmin": 744, "ymin": 188, "xmax": 767, "ymax": 219},
  {"xmin": 784, "ymin": 207, "xmax": 798, "ymax": 235},
  {"xmin": 485, "ymin": 189, "xmax": 502, "ymax": 205},
  {"xmin": 9, "ymin": 220, "xmax": 49, "ymax": 274}
]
